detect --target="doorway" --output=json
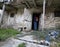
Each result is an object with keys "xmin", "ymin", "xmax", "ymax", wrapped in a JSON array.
[{"xmin": 32, "ymin": 13, "xmax": 40, "ymax": 30}]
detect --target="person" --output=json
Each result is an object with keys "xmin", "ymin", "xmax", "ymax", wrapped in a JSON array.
[{"xmin": 34, "ymin": 16, "xmax": 38, "ymax": 30}]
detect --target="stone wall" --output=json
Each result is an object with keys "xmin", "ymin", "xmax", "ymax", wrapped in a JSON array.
[
  {"xmin": 44, "ymin": 12, "xmax": 55, "ymax": 28},
  {"xmin": 1, "ymin": 8, "xmax": 60, "ymax": 31},
  {"xmin": 39, "ymin": 12, "xmax": 60, "ymax": 29},
  {"xmin": 2, "ymin": 8, "xmax": 32, "ymax": 31},
  {"xmin": 55, "ymin": 17, "xmax": 60, "ymax": 28},
  {"xmin": 13, "ymin": 8, "xmax": 32, "ymax": 31}
]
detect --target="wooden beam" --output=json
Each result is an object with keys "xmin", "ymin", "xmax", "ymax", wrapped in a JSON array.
[
  {"xmin": 47, "ymin": 0, "xmax": 54, "ymax": 6},
  {"xmin": 25, "ymin": 1, "xmax": 31, "ymax": 8},
  {"xmin": 8, "ymin": 5, "xmax": 17, "ymax": 9},
  {"xmin": 21, "ymin": 2, "xmax": 29, "ymax": 8},
  {"xmin": 5, "ymin": 4, "xmax": 18, "ymax": 12},
  {"xmin": 33, "ymin": 0, "xmax": 37, "ymax": 7}
]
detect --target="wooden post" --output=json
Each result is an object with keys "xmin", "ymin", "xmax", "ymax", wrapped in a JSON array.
[
  {"xmin": 42, "ymin": 0, "xmax": 46, "ymax": 31},
  {"xmin": 0, "ymin": 3, "xmax": 5, "ymax": 27}
]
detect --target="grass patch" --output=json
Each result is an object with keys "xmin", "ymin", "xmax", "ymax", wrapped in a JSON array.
[
  {"xmin": 0, "ymin": 28, "xmax": 20, "ymax": 41},
  {"xmin": 18, "ymin": 43, "xmax": 26, "ymax": 47},
  {"xmin": 31, "ymin": 31, "xmax": 48, "ymax": 40},
  {"xmin": 57, "ymin": 43, "xmax": 60, "ymax": 47},
  {"xmin": 50, "ymin": 42, "xmax": 60, "ymax": 47},
  {"xmin": 31, "ymin": 30, "xmax": 60, "ymax": 42}
]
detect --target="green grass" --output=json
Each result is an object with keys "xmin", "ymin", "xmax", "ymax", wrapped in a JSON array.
[
  {"xmin": 31, "ymin": 31, "xmax": 48, "ymax": 40},
  {"xmin": 18, "ymin": 43, "xmax": 26, "ymax": 47},
  {"xmin": 57, "ymin": 43, "xmax": 60, "ymax": 47},
  {"xmin": 50, "ymin": 42, "xmax": 60, "ymax": 47},
  {"xmin": 0, "ymin": 28, "xmax": 20, "ymax": 41},
  {"xmin": 31, "ymin": 30, "xmax": 60, "ymax": 42}
]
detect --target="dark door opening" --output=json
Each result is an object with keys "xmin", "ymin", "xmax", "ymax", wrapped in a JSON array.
[{"xmin": 32, "ymin": 13, "xmax": 40, "ymax": 30}]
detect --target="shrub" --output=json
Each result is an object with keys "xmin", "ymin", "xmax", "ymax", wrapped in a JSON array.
[{"xmin": 18, "ymin": 43, "xmax": 26, "ymax": 47}]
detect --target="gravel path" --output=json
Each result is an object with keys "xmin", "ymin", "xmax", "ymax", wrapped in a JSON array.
[
  {"xmin": 0, "ymin": 35, "xmax": 49, "ymax": 47},
  {"xmin": 0, "ymin": 31, "xmax": 50, "ymax": 47}
]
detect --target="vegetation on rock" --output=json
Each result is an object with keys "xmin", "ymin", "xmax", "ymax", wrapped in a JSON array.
[{"xmin": 18, "ymin": 43, "xmax": 26, "ymax": 47}]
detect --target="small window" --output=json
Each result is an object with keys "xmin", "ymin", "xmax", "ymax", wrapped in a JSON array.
[
  {"xmin": 54, "ymin": 11, "xmax": 60, "ymax": 17},
  {"xmin": 10, "ymin": 13, "xmax": 14, "ymax": 17}
]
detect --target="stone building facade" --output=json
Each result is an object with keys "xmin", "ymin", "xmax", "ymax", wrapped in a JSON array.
[{"xmin": 0, "ymin": 0, "xmax": 60, "ymax": 31}]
